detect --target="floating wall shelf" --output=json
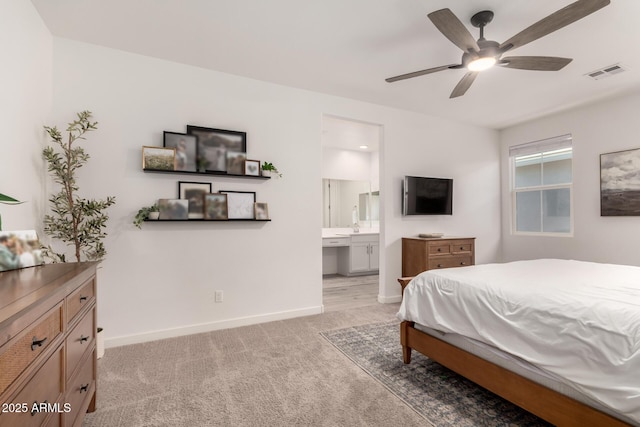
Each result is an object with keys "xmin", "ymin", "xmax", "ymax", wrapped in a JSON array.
[{"xmin": 143, "ymin": 168, "xmax": 270, "ymax": 179}]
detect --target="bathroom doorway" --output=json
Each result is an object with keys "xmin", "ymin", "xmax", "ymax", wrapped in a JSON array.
[{"xmin": 320, "ymin": 114, "xmax": 383, "ymax": 311}]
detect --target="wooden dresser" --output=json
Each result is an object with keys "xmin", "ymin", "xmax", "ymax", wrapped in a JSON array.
[
  {"xmin": 0, "ymin": 262, "xmax": 98, "ymax": 427},
  {"xmin": 402, "ymin": 236, "xmax": 475, "ymax": 277}
]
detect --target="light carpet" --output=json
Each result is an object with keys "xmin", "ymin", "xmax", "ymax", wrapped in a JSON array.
[
  {"xmin": 321, "ymin": 321, "xmax": 551, "ymax": 427},
  {"xmin": 82, "ymin": 304, "xmax": 426, "ymax": 426}
]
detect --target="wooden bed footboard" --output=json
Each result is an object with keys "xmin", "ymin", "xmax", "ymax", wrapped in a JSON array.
[{"xmin": 400, "ymin": 321, "xmax": 632, "ymax": 427}]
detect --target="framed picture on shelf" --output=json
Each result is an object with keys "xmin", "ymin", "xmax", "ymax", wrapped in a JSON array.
[
  {"xmin": 254, "ymin": 202, "xmax": 269, "ymax": 220},
  {"xmin": 142, "ymin": 146, "xmax": 176, "ymax": 171},
  {"xmin": 186, "ymin": 125, "xmax": 247, "ymax": 173},
  {"xmin": 204, "ymin": 194, "xmax": 228, "ymax": 220},
  {"xmin": 244, "ymin": 159, "xmax": 260, "ymax": 176},
  {"xmin": 158, "ymin": 199, "xmax": 189, "ymax": 220},
  {"xmin": 220, "ymin": 190, "xmax": 256, "ymax": 219},
  {"xmin": 178, "ymin": 181, "xmax": 212, "ymax": 219},
  {"xmin": 226, "ymin": 151, "xmax": 247, "ymax": 175},
  {"xmin": 164, "ymin": 132, "xmax": 197, "ymax": 172}
]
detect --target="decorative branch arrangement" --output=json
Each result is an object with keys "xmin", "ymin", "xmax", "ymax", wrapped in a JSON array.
[{"xmin": 42, "ymin": 111, "xmax": 116, "ymax": 262}]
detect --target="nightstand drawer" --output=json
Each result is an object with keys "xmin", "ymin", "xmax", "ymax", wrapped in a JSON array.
[
  {"xmin": 429, "ymin": 256, "xmax": 473, "ymax": 270},
  {"xmin": 0, "ymin": 305, "xmax": 63, "ymax": 395},
  {"xmin": 64, "ymin": 351, "xmax": 95, "ymax": 427},
  {"xmin": 428, "ymin": 243, "xmax": 451, "ymax": 255}
]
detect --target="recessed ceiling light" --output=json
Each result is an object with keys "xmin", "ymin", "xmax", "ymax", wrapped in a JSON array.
[{"xmin": 359, "ymin": 145, "xmax": 369, "ymax": 149}]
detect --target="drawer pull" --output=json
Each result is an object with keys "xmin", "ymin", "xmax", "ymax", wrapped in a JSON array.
[
  {"xmin": 31, "ymin": 336, "xmax": 47, "ymax": 351},
  {"xmin": 79, "ymin": 335, "xmax": 90, "ymax": 343},
  {"xmin": 437, "ymin": 248, "xmax": 442, "ymax": 252},
  {"xmin": 30, "ymin": 400, "xmax": 48, "ymax": 416},
  {"xmin": 80, "ymin": 384, "xmax": 89, "ymax": 393},
  {"xmin": 437, "ymin": 264, "xmax": 443, "ymax": 268},
  {"xmin": 460, "ymin": 262, "xmax": 467, "ymax": 265},
  {"xmin": 460, "ymin": 247, "xmax": 464, "ymax": 250},
  {"xmin": 80, "ymin": 295, "xmax": 88, "ymax": 302}
]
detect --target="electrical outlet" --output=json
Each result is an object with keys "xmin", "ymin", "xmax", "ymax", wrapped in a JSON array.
[{"xmin": 214, "ymin": 290, "xmax": 223, "ymax": 303}]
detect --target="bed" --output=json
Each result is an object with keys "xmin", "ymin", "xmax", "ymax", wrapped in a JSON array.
[{"xmin": 397, "ymin": 259, "xmax": 640, "ymax": 427}]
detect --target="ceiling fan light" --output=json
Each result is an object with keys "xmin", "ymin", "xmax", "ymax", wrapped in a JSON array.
[{"xmin": 468, "ymin": 57, "xmax": 496, "ymax": 72}]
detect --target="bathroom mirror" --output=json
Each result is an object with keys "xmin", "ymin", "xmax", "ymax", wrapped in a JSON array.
[{"xmin": 322, "ymin": 179, "xmax": 379, "ymax": 228}]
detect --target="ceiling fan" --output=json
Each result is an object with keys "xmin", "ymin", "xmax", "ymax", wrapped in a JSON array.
[{"xmin": 385, "ymin": 0, "xmax": 611, "ymax": 98}]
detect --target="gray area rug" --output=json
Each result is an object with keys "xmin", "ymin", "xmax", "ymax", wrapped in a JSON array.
[{"xmin": 321, "ymin": 322, "xmax": 552, "ymax": 427}]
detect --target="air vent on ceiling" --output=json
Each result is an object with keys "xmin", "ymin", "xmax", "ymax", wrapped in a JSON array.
[{"xmin": 585, "ymin": 63, "xmax": 628, "ymax": 81}]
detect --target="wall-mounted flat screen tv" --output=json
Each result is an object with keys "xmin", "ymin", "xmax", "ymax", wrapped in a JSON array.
[{"xmin": 402, "ymin": 176, "xmax": 453, "ymax": 215}]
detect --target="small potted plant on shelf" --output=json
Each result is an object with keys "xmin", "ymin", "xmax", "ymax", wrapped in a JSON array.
[
  {"xmin": 133, "ymin": 203, "xmax": 160, "ymax": 228},
  {"xmin": 261, "ymin": 161, "xmax": 282, "ymax": 178}
]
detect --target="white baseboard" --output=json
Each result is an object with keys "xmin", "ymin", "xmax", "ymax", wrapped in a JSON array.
[
  {"xmin": 105, "ymin": 305, "xmax": 323, "ymax": 349},
  {"xmin": 378, "ymin": 294, "xmax": 402, "ymax": 304}
]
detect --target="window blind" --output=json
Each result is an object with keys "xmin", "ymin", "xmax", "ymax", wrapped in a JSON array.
[{"xmin": 509, "ymin": 134, "xmax": 572, "ymax": 157}]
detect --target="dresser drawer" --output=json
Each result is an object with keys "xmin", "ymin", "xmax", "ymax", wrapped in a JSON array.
[
  {"xmin": 65, "ymin": 309, "xmax": 95, "ymax": 382},
  {"xmin": 66, "ymin": 278, "xmax": 95, "ymax": 323},
  {"xmin": 428, "ymin": 243, "xmax": 451, "ymax": 255},
  {"xmin": 429, "ymin": 255, "xmax": 473, "ymax": 270},
  {"xmin": 0, "ymin": 346, "xmax": 63, "ymax": 427},
  {"xmin": 64, "ymin": 351, "xmax": 95, "ymax": 427},
  {"xmin": 0, "ymin": 305, "xmax": 63, "ymax": 395}
]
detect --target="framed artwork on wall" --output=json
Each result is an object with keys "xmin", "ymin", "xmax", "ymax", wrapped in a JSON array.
[
  {"xmin": 142, "ymin": 146, "xmax": 176, "ymax": 171},
  {"xmin": 186, "ymin": 125, "xmax": 246, "ymax": 173},
  {"xmin": 178, "ymin": 181, "xmax": 212, "ymax": 219},
  {"xmin": 220, "ymin": 190, "xmax": 256, "ymax": 219},
  {"xmin": 204, "ymin": 194, "xmax": 228, "ymax": 220},
  {"xmin": 254, "ymin": 202, "xmax": 269, "ymax": 220},
  {"xmin": 244, "ymin": 159, "xmax": 260, "ymax": 176},
  {"xmin": 164, "ymin": 132, "xmax": 197, "ymax": 172},
  {"xmin": 600, "ymin": 147, "xmax": 640, "ymax": 216},
  {"xmin": 226, "ymin": 151, "xmax": 247, "ymax": 175},
  {"xmin": 158, "ymin": 199, "xmax": 189, "ymax": 220}
]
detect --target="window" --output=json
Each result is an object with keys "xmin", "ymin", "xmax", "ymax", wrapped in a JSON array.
[{"xmin": 510, "ymin": 134, "xmax": 573, "ymax": 235}]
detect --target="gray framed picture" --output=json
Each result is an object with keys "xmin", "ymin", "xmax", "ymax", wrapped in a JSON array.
[
  {"xmin": 178, "ymin": 181, "xmax": 212, "ymax": 219},
  {"xmin": 220, "ymin": 190, "xmax": 256, "ymax": 219},
  {"xmin": 142, "ymin": 146, "xmax": 176, "ymax": 171},
  {"xmin": 254, "ymin": 202, "xmax": 269, "ymax": 220},
  {"xmin": 244, "ymin": 159, "xmax": 260, "ymax": 176},
  {"xmin": 600, "ymin": 147, "xmax": 640, "ymax": 216},
  {"xmin": 164, "ymin": 132, "xmax": 197, "ymax": 172},
  {"xmin": 186, "ymin": 125, "xmax": 246, "ymax": 173},
  {"xmin": 158, "ymin": 199, "xmax": 189, "ymax": 220},
  {"xmin": 204, "ymin": 194, "xmax": 228, "ymax": 220},
  {"xmin": 226, "ymin": 151, "xmax": 247, "ymax": 175}
]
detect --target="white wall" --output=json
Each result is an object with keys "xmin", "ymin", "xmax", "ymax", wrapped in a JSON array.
[
  {"xmin": 50, "ymin": 38, "xmax": 502, "ymax": 346},
  {"xmin": 380, "ymin": 112, "xmax": 502, "ymax": 302},
  {"xmin": 500, "ymin": 90, "xmax": 640, "ymax": 266},
  {"xmin": 0, "ymin": 0, "xmax": 52, "ymax": 230},
  {"xmin": 322, "ymin": 147, "xmax": 373, "ymax": 181}
]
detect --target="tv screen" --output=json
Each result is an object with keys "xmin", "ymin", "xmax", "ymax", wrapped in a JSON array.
[{"xmin": 403, "ymin": 176, "xmax": 453, "ymax": 215}]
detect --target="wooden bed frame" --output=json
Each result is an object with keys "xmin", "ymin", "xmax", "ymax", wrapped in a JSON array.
[{"xmin": 397, "ymin": 277, "xmax": 633, "ymax": 427}]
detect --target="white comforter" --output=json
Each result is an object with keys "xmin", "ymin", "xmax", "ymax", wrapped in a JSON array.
[{"xmin": 397, "ymin": 259, "xmax": 640, "ymax": 424}]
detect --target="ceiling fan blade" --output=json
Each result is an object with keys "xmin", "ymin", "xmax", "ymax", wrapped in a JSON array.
[
  {"xmin": 385, "ymin": 64, "xmax": 460, "ymax": 83},
  {"xmin": 450, "ymin": 72, "xmax": 478, "ymax": 98},
  {"xmin": 428, "ymin": 9, "xmax": 480, "ymax": 53},
  {"xmin": 499, "ymin": 0, "xmax": 610, "ymax": 52},
  {"xmin": 500, "ymin": 56, "xmax": 573, "ymax": 71}
]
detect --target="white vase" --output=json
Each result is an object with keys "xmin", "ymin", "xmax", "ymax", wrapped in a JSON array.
[
  {"xmin": 97, "ymin": 327, "xmax": 105, "ymax": 359},
  {"xmin": 262, "ymin": 170, "xmax": 272, "ymax": 177},
  {"xmin": 148, "ymin": 211, "xmax": 160, "ymax": 220}
]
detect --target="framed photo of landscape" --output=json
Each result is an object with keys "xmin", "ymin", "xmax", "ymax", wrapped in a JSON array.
[
  {"xmin": 164, "ymin": 132, "xmax": 197, "ymax": 172},
  {"xmin": 186, "ymin": 125, "xmax": 246, "ymax": 173},
  {"xmin": 601, "ymin": 147, "xmax": 640, "ymax": 216},
  {"xmin": 220, "ymin": 190, "xmax": 256, "ymax": 219},
  {"xmin": 158, "ymin": 199, "xmax": 189, "ymax": 220},
  {"xmin": 178, "ymin": 181, "xmax": 212, "ymax": 219},
  {"xmin": 142, "ymin": 146, "xmax": 176, "ymax": 171}
]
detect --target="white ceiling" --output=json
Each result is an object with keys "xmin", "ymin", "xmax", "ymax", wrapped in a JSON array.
[{"xmin": 31, "ymin": 0, "xmax": 640, "ymax": 131}]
